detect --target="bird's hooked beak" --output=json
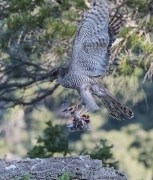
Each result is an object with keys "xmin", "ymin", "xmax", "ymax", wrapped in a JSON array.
[
  {"xmin": 50, "ymin": 76, "xmax": 55, "ymax": 82},
  {"xmin": 50, "ymin": 67, "xmax": 59, "ymax": 82}
]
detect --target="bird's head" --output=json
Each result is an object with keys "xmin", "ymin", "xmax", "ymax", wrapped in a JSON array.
[{"xmin": 50, "ymin": 67, "xmax": 59, "ymax": 82}]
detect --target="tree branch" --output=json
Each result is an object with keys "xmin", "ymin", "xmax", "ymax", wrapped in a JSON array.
[{"xmin": 0, "ymin": 84, "xmax": 59, "ymax": 108}]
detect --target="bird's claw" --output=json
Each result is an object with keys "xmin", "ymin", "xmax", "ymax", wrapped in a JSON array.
[
  {"xmin": 64, "ymin": 107, "xmax": 90, "ymax": 132},
  {"xmin": 62, "ymin": 105, "xmax": 77, "ymax": 113},
  {"xmin": 62, "ymin": 105, "xmax": 91, "ymax": 132}
]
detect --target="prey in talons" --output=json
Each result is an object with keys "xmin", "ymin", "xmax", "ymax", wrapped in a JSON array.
[{"xmin": 62, "ymin": 106, "xmax": 90, "ymax": 132}]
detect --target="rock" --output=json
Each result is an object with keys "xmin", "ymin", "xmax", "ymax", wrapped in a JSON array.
[{"xmin": 0, "ymin": 155, "xmax": 127, "ymax": 180}]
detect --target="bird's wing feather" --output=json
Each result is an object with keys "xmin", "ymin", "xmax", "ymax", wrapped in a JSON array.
[
  {"xmin": 107, "ymin": 12, "xmax": 124, "ymax": 55},
  {"xmin": 69, "ymin": 0, "xmax": 110, "ymax": 77},
  {"xmin": 69, "ymin": 0, "xmax": 124, "ymax": 77}
]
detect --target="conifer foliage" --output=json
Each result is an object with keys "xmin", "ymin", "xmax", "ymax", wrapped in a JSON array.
[{"xmin": 0, "ymin": 0, "xmax": 152, "ymax": 108}]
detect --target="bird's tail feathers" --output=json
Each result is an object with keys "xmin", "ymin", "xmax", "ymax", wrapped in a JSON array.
[{"xmin": 100, "ymin": 92, "xmax": 134, "ymax": 120}]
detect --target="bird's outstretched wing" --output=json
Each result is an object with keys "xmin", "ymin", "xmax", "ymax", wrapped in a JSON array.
[
  {"xmin": 69, "ymin": 0, "xmax": 123, "ymax": 77},
  {"xmin": 69, "ymin": 0, "xmax": 110, "ymax": 77}
]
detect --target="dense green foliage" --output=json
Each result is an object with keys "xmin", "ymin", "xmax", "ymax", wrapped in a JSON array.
[
  {"xmin": 27, "ymin": 121, "xmax": 71, "ymax": 158},
  {"xmin": 82, "ymin": 139, "xmax": 119, "ymax": 169}
]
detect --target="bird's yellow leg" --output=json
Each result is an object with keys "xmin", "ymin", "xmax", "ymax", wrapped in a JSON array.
[
  {"xmin": 69, "ymin": 105, "xmax": 77, "ymax": 110},
  {"xmin": 80, "ymin": 110, "xmax": 88, "ymax": 116},
  {"xmin": 80, "ymin": 112, "xmax": 88, "ymax": 116}
]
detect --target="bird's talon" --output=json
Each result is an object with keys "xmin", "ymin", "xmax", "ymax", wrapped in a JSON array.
[
  {"xmin": 80, "ymin": 111, "xmax": 88, "ymax": 116},
  {"xmin": 62, "ymin": 105, "xmax": 77, "ymax": 113},
  {"xmin": 69, "ymin": 105, "xmax": 77, "ymax": 110}
]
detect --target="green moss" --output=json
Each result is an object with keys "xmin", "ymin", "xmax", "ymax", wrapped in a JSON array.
[
  {"xmin": 58, "ymin": 172, "xmax": 73, "ymax": 180},
  {"xmin": 11, "ymin": 173, "xmax": 34, "ymax": 180}
]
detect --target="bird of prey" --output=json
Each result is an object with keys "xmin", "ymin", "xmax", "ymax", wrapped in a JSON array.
[{"xmin": 50, "ymin": 0, "xmax": 134, "ymax": 120}]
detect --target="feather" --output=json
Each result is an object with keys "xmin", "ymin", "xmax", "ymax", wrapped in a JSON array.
[
  {"xmin": 78, "ymin": 87, "xmax": 99, "ymax": 111},
  {"xmin": 69, "ymin": 0, "xmax": 110, "ymax": 77},
  {"xmin": 91, "ymin": 83, "xmax": 134, "ymax": 120}
]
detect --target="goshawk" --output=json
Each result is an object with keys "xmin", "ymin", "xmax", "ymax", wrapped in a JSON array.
[{"xmin": 50, "ymin": 0, "xmax": 134, "ymax": 120}]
